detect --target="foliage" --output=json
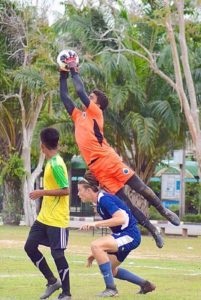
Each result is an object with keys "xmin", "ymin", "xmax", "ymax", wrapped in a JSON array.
[
  {"xmin": 0, "ymin": 152, "xmax": 25, "ymax": 225},
  {"xmin": 182, "ymin": 213, "xmax": 201, "ymax": 223},
  {"xmin": 149, "ymin": 204, "xmax": 179, "ymax": 220},
  {"xmin": 149, "ymin": 180, "xmax": 161, "ymax": 195},
  {"xmin": 0, "ymin": 152, "xmax": 25, "ymax": 183},
  {"xmin": 185, "ymin": 182, "xmax": 201, "ymax": 214},
  {"xmin": 54, "ymin": 2, "xmax": 186, "ymax": 185},
  {"xmin": 0, "ymin": 0, "xmax": 62, "ymax": 224},
  {"xmin": 1, "ymin": 1, "xmax": 201, "ymax": 221},
  {"xmin": 149, "ymin": 205, "xmax": 164, "ymax": 220},
  {"xmin": 149, "ymin": 180, "xmax": 201, "ymax": 218}
]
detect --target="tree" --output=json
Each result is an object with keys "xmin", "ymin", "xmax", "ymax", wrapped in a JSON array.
[
  {"xmin": 163, "ymin": 0, "xmax": 201, "ymax": 175},
  {"xmin": 92, "ymin": 0, "xmax": 201, "ymax": 175},
  {"xmin": 0, "ymin": 152, "xmax": 25, "ymax": 225},
  {"xmin": 0, "ymin": 1, "xmax": 58, "ymax": 225},
  {"xmin": 54, "ymin": 2, "xmax": 186, "ymax": 214}
]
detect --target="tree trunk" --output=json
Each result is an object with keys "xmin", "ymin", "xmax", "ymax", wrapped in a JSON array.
[
  {"xmin": 2, "ymin": 180, "xmax": 23, "ymax": 225},
  {"xmin": 22, "ymin": 146, "xmax": 44, "ymax": 226},
  {"xmin": 23, "ymin": 178, "xmax": 36, "ymax": 226},
  {"xmin": 125, "ymin": 186, "xmax": 149, "ymax": 217},
  {"xmin": 164, "ymin": 0, "xmax": 201, "ymax": 177},
  {"xmin": 19, "ymin": 91, "xmax": 45, "ymax": 226},
  {"xmin": 194, "ymin": 139, "xmax": 201, "ymax": 178}
]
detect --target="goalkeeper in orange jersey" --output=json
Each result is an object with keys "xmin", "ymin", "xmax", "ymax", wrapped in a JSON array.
[{"xmin": 59, "ymin": 50, "xmax": 180, "ymax": 249}]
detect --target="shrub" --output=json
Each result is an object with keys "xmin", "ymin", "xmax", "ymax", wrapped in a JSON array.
[
  {"xmin": 149, "ymin": 204, "xmax": 179, "ymax": 220},
  {"xmin": 0, "ymin": 153, "xmax": 25, "ymax": 225},
  {"xmin": 182, "ymin": 214, "xmax": 201, "ymax": 223}
]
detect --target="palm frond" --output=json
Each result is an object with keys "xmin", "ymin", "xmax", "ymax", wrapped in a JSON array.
[
  {"xmin": 99, "ymin": 52, "xmax": 135, "ymax": 82},
  {"xmin": 109, "ymin": 85, "xmax": 129, "ymax": 111},
  {"xmin": 13, "ymin": 68, "xmax": 46, "ymax": 91},
  {"xmin": 100, "ymin": 4, "xmax": 115, "ymax": 30},
  {"xmin": 0, "ymin": 103, "xmax": 16, "ymax": 148},
  {"xmin": 80, "ymin": 62, "xmax": 105, "ymax": 82},
  {"xmin": 157, "ymin": 44, "xmax": 173, "ymax": 69},
  {"xmin": 149, "ymin": 100, "xmax": 180, "ymax": 133},
  {"xmin": 124, "ymin": 112, "xmax": 158, "ymax": 152}
]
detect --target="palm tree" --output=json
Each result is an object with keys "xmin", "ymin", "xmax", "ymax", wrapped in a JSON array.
[
  {"xmin": 54, "ymin": 2, "xmax": 186, "ymax": 214},
  {"xmin": 0, "ymin": 1, "xmax": 60, "ymax": 225}
]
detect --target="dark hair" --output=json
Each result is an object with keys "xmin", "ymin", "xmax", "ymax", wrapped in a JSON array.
[
  {"xmin": 92, "ymin": 89, "xmax": 108, "ymax": 111},
  {"xmin": 40, "ymin": 127, "xmax": 59, "ymax": 150},
  {"xmin": 78, "ymin": 170, "xmax": 99, "ymax": 192}
]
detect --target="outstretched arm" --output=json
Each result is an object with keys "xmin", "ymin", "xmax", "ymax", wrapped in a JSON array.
[
  {"xmin": 80, "ymin": 210, "xmax": 126, "ymax": 230},
  {"xmin": 70, "ymin": 69, "xmax": 90, "ymax": 108},
  {"xmin": 60, "ymin": 71, "xmax": 75, "ymax": 116}
]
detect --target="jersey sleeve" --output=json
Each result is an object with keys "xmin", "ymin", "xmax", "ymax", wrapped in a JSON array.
[
  {"xmin": 71, "ymin": 107, "xmax": 82, "ymax": 122},
  {"xmin": 100, "ymin": 196, "xmax": 120, "ymax": 216},
  {"xmin": 52, "ymin": 164, "xmax": 69, "ymax": 189}
]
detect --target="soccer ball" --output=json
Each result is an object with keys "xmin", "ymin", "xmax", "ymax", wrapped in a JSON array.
[{"xmin": 57, "ymin": 49, "xmax": 79, "ymax": 71}]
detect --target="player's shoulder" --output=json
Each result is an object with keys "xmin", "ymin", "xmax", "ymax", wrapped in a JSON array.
[
  {"xmin": 71, "ymin": 107, "xmax": 82, "ymax": 121},
  {"xmin": 49, "ymin": 154, "xmax": 65, "ymax": 167},
  {"xmin": 99, "ymin": 192, "xmax": 116, "ymax": 205},
  {"xmin": 88, "ymin": 100, "xmax": 102, "ymax": 114}
]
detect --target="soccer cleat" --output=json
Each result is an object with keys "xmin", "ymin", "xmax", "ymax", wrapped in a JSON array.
[
  {"xmin": 40, "ymin": 279, "xmax": 62, "ymax": 299},
  {"xmin": 97, "ymin": 287, "xmax": 118, "ymax": 297},
  {"xmin": 162, "ymin": 208, "xmax": 180, "ymax": 226},
  {"xmin": 152, "ymin": 229, "xmax": 164, "ymax": 248},
  {"xmin": 54, "ymin": 292, "xmax": 72, "ymax": 300},
  {"xmin": 137, "ymin": 281, "xmax": 156, "ymax": 294}
]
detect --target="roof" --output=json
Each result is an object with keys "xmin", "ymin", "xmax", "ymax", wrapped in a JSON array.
[{"xmin": 155, "ymin": 160, "xmax": 199, "ymax": 179}]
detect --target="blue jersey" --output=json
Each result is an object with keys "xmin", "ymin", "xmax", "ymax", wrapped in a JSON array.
[{"xmin": 97, "ymin": 192, "xmax": 138, "ymax": 234}]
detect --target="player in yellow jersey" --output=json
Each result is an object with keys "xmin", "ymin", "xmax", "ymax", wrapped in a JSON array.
[{"xmin": 24, "ymin": 128, "xmax": 71, "ymax": 300}]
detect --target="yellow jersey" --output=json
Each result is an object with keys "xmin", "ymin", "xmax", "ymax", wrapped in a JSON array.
[{"xmin": 37, "ymin": 154, "xmax": 69, "ymax": 228}]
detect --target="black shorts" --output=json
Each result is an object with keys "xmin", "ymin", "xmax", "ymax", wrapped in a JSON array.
[{"xmin": 27, "ymin": 220, "xmax": 69, "ymax": 250}]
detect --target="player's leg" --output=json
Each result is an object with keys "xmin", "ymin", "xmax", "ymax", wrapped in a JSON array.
[
  {"xmin": 88, "ymin": 161, "xmax": 164, "ymax": 248},
  {"xmin": 116, "ymin": 188, "xmax": 164, "ymax": 248},
  {"xmin": 47, "ymin": 226, "xmax": 71, "ymax": 300},
  {"xmin": 110, "ymin": 232, "xmax": 156, "ymax": 295},
  {"xmin": 91, "ymin": 155, "xmax": 179, "ymax": 227},
  {"xmin": 109, "ymin": 255, "xmax": 155, "ymax": 295},
  {"xmin": 126, "ymin": 174, "xmax": 180, "ymax": 226},
  {"xmin": 112, "ymin": 257, "xmax": 156, "ymax": 294},
  {"xmin": 90, "ymin": 235, "xmax": 119, "ymax": 296},
  {"xmin": 24, "ymin": 221, "xmax": 60, "ymax": 299}
]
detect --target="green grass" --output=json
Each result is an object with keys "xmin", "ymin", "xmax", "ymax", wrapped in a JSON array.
[{"xmin": 0, "ymin": 226, "xmax": 201, "ymax": 300}]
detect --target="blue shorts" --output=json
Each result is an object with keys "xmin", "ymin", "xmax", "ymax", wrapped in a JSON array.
[{"xmin": 110, "ymin": 227, "xmax": 141, "ymax": 262}]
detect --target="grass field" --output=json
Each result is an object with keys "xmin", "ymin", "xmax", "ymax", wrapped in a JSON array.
[{"xmin": 0, "ymin": 225, "xmax": 201, "ymax": 300}]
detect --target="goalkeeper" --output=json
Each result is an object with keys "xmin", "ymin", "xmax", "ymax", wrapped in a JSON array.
[{"xmin": 59, "ymin": 51, "xmax": 180, "ymax": 248}]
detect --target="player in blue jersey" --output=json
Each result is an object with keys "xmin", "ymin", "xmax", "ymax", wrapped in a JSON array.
[{"xmin": 78, "ymin": 174, "xmax": 156, "ymax": 297}]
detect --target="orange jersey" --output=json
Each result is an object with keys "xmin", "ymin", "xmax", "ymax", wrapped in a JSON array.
[
  {"xmin": 71, "ymin": 101, "xmax": 116, "ymax": 165},
  {"xmin": 89, "ymin": 153, "xmax": 134, "ymax": 194}
]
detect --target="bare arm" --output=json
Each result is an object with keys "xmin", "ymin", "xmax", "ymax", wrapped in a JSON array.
[
  {"xmin": 29, "ymin": 188, "xmax": 69, "ymax": 200},
  {"xmin": 80, "ymin": 210, "xmax": 126, "ymax": 230},
  {"xmin": 95, "ymin": 210, "xmax": 125, "ymax": 228}
]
